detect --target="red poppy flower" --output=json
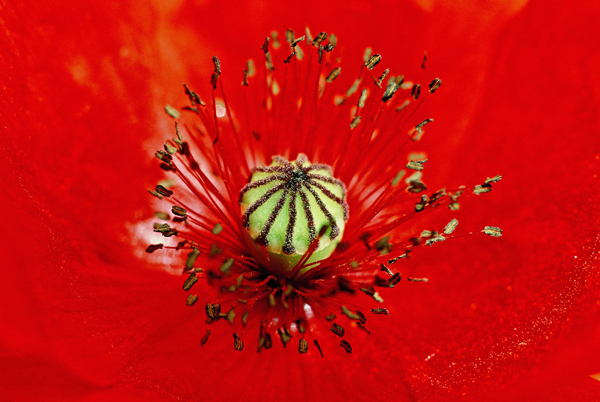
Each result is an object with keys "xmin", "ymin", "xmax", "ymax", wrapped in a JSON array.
[{"xmin": 2, "ymin": 1, "xmax": 599, "ymax": 402}]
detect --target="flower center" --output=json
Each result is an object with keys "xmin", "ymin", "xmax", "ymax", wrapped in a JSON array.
[{"xmin": 240, "ymin": 154, "xmax": 348, "ymax": 276}]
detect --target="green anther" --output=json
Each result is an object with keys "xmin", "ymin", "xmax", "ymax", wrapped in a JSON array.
[{"xmin": 240, "ymin": 154, "xmax": 348, "ymax": 276}]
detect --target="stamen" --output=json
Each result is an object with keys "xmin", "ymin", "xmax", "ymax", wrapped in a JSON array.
[
  {"xmin": 483, "ymin": 226, "xmax": 503, "ymax": 237},
  {"xmin": 155, "ymin": 185, "xmax": 173, "ymax": 197},
  {"xmin": 185, "ymin": 249, "xmax": 200, "ymax": 271},
  {"xmin": 201, "ymin": 330, "xmax": 211, "ymax": 346},
  {"xmin": 233, "ymin": 333, "xmax": 244, "ymax": 351},
  {"xmin": 444, "ymin": 219, "xmax": 459, "ymax": 234},
  {"xmin": 186, "ymin": 295, "xmax": 199, "ymax": 306},
  {"xmin": 183, "ymin": 273, "xmax": 198, "ymax": 291},
  {"xmin": 205, "ymin": 303, "xmax": 221, "ymax": 319},
  {"xmin": 429, "ymin": 78, "xmax": 442, "ymax": 93},
  {"xmin": 164, "ymin": 104, "xmax": 180, "ymax": 119},
  {"xmin": 326, "ymin": 67, "xmax": 342, "ymax": 83},
  {"xmin": 312, "ymin": 32, "xmax": 328, "ymax": 46},
  {"xmin": 172, "ymin": 205, "xmax": 187, "ymax": 217},
  {"xmin": 298, "ymin": 339, "xmax": 309, "ymax": 354},
  {"xmin": 380, "ymin": 264, "xmax": 393, "ymax": 275},
  {"xmin": 407, "ymin": 277, "xmax": 429, "ymax": 282},
  {"xmin": 330, "ymin": 323, "xmax": 345, "ymax": 337},
  {"xmin": 411, "ymin": 84, "xmax": 421, "ymax": 100},
  {"xmin": 388, "ymin": 272, "xmax": 402, "ymax": 287},
  {"xmin": 313, "ymin": 340, "xmax": 324, "ymax": 358},
  {"xmin": 146, "ymin": 244, "xmax": 164, "ymax": 253},
  {"xmin": 365, "ymin": 54, "xmax": 382, "ymax": 70},
  {"xmin": 339, "ymin": 340, "xmax": 352, "ymax": 353}
]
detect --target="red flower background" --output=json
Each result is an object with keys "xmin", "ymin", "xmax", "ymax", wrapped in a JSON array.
[{"xmin": 1, "ymin": 0, "xmax": 599, "ymax": 401}]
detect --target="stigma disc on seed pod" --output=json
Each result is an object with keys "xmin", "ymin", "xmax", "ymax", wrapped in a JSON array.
[{"xmin": 240, "ymin": 154, "xmax": 349, "ymax": 275}]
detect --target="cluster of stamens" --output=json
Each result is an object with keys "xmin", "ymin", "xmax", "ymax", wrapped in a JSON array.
[{"xmin": 145, "ymin": 27, "xmax": 503, "ymax": 355}]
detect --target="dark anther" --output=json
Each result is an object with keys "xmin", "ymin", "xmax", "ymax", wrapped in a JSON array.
[
  {"xmin": 421, "ymin": 51, "xmax": 427, "ymax": 69},
  {"xmin": 172, "ymin": 206, "xmax": 187, "ymax": 217},
  {"xmin": 365, "ymin": 54, "xmax": 382, "ymax": 70},
  {"xmin": 485, "ymin": 174, "xmax": 503, "ymax": 184},
  {"xmin": 298, "ymin": 339, "xmax": 309, "ymax": 354},
  {"xmin": 263, "ymin": 332, "xmax": 273, "ymax": 350},
  {"xmin": 154, "ymin": 223, "xmax": 177, "ymax": 237},
  {"xmin": 371, "ymin": 308, "xmax": 390, "ymax": 315},
  {"xmin": 312, "ymin": 32, "xmax": 328, "ymax": 46},
  {"xmin": 186, "ymin": 294, "xmax": 198, "ymax": 306},
  {"xmin": 183, "ymin": 273, "xmax": 198, "ymax": 291},
  {"xmin": 388, "ymin": 253, "xmax": 408, "ymax": 264},
  {"xmin": 326, "ymin": 67, "xmax": 342, "ymax": 83},
  {"xmin": 278, "ymin": 328, "xmax": 292, "ymax": 347},
  {"xmin": 290, "ymin": 36, "xmax": 306, "ymax": 48},
  {"xmin": 233, "ymin": 333, "xmax": 244, "ymax": 351},
  {"xmin": 257, "ymin": 322, "xmax": 273, "ymax": 352},
  {"xmin": 416, "ymin": 118, "xmax": 434, "ymax": 133},
  {"xmin": 415, "ymin": 194, "xmax": 427, "ymax": 213},
  {"xmin": 210, "ymin": 56, "xmax": 221, "ymax": 90},
  {"xmin": 185, "ymin": 249, "xmax": 200, "ymax": 272},
  {"xmin": 473, "ymin": 184, "xmax": 492, "ymax": 195},
  {"xmin": 205, "ymin": 303, "xmax": 221, "ymax": 319},
  {"xmin": 313, "ymin": 339, "xmax": 324, "ymax": 358},
  {"xmin": 380, "ymin": 264, "xmax": 393, "ymax": 275},
  {"xmin": 340, "ymin": 340, "xmax": 352, "ymax": 353},
  {"xmin": 261, "ymin": 37, "xmax": 270, "ymax": 53},
  {"xmin": 159, "ymin": 162, "xmax": 175, "ymax": 172},
  {"xmin": 388, "ymin": 272, "xmax": 402, "ymax": 287},
  {"xmin": 382, "ymin": 82, "xmax": 399, "ymax": 102},
  {"xmin": 483, "ymin": 226, "xmax": 503, "ymax": 237},
  {"xmin": 444, "ymin": 219, "xmax": 459, "ymax": 234},
  {"xmin": 165, "ymin": 105, "xmax": 180, "ymax": 119},
  {"xmin": 411, "ymin": 84, "xmax": 422, "ymax": 100},
  {"xmin": 155, "ymin": 150, "xmax": 172, "ymax": 163},
  {"xmin": 155, "ymin": 185, "xmax": 173, "ymax": 197},
  {"xmin": 341, "ymin": 306, "xmax": 361, "ymax": 320},
  {"xmin": 407, "ymin": 277, "xmax": 429, "ymax": 282},
  {"xmin": 374, "ymin": 68, "xmax": 390, "ymax": 88},
  {"xmin": 183, "ymin": 83, "xmax": 203, "ymax": 106},
  {"xmin": 356, "ymin": 310, "xmax": 367, "ymax": 324},
  {"xmin": 330, "ymin": 323, "xmax": 345, "ymax": 337},
  {"xmin": 428, "ymin": 78, "xmax": 442, "ymax": 93},
  {"xmin": 212, "ymin": 56, "xmax": 221, "ymax": 74},
  {"xmin": 406, "ymin": 159, "xmax": 427, "ymax": 171},
  {"xmin": 284, "ymin": 52, "xmax": 296, "ymax": 64},
  {"xmin": 286, "ymin": 29, "xmax": 295, "ymax": 44},
  {"xmin": 164, "ymin": 141, "xmax": 177, "ymax": 155},
  {"xmin": 201, "ymin": 329, "xmax": 211, "ymax": 346},
  {"xmin": 145, "ymin": 244, "xmax": 164, "ymax": 253},
  {"xmin": 429, "ymin": 189, "xmax": 447, "ymax": 204}
]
